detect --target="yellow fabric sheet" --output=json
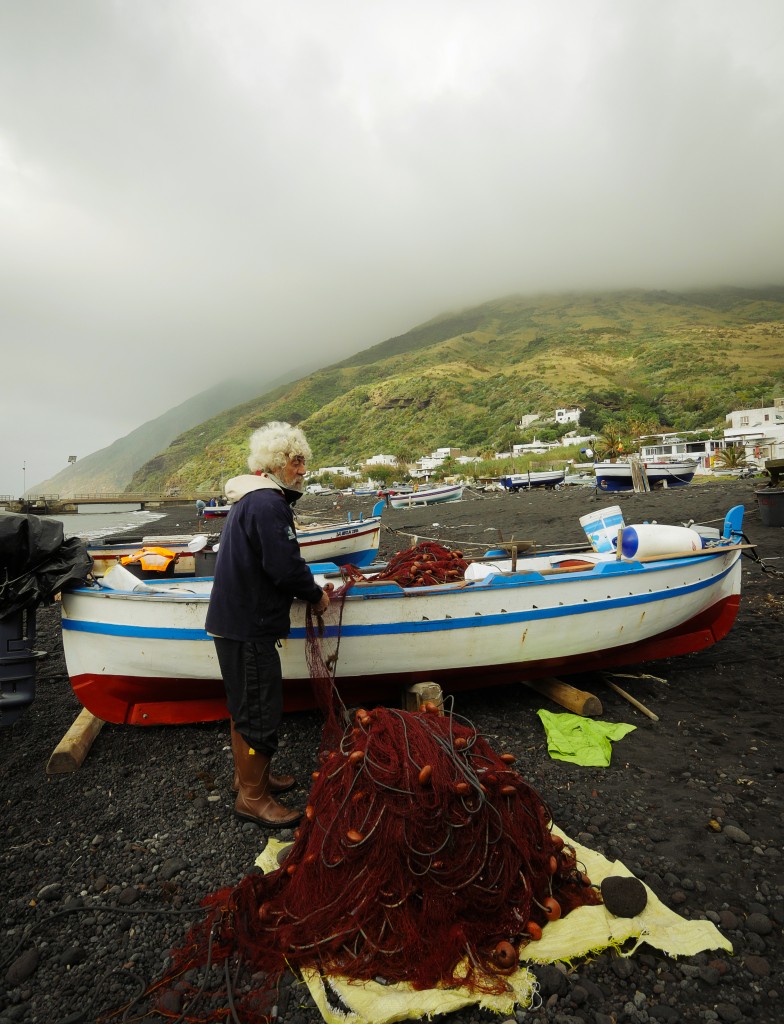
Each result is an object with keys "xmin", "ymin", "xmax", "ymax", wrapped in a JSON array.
[{"xmin": 256, "ymin": 827, "xmax": 731, "ymax": 1024}]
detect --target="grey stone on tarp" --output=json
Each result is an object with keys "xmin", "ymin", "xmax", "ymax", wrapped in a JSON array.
[{"xmin": 601, "ymin": 875, "xmax": 648, "ymax": 918}]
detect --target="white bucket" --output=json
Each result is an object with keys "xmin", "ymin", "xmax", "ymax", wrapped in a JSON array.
[
  {"xmin": 620, "ymin": 524, "xmax": 705, "ymax": 559},
  {"xmin": 578, "ymin": 505, "xmax": 625, "ymax": 553}
]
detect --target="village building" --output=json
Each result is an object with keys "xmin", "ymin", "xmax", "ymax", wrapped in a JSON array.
[
  {"xmin": 364, "ymin": 454, "xmax": 399, "ymax": 467},
  {"xmin": 639, "ymin": 433, "xmax": 727, "ymax": 470},
  {"xmin": 555, "ymin": 407, "xmax": 582, "ymax": 425},
  {"xmin": 723, "ymin": 400, "xmax": 784, "ymax": 461}
]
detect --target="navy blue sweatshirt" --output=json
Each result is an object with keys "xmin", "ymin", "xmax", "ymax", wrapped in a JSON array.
[{"xmin": 205, "ymin": 476, "xmax": 323, "ymax": 642}]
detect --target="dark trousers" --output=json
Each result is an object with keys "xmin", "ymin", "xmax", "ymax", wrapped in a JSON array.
[{"xmin": 213, "ymin": 637, "xmax": 283, "ymax": 757}]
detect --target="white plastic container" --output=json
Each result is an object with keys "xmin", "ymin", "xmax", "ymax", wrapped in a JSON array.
[
  {"xmin": 620, "ymin": 524, "xmax": 705, "ymax": 559},
  {"xmin": 578, "ymin": 505, "xmax": 625, "ymax": 553}
]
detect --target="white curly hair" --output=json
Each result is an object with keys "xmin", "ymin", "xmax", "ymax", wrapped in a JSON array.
[{"xmin": 247, "ymin": 421, "xmax": 312, "ymax": 473}]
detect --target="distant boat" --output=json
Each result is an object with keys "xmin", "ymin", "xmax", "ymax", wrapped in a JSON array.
[
  {"xmin": 87, "ymin": 501, "xmax": 385, "ymax": 576},
  {"xmin": 202, "ymin": 506, "xmax": 229, "ymax": 519},
  {"xmin": 594, "ymin": 460, "xmax": 698, "ymax": 492},
  {"xmin": 388, "ymin": 483, "xmax": 463, "ymax": 508},
  {"xmin": 499, "ymin": 470, "xmax": 565, "ymax": 491}
]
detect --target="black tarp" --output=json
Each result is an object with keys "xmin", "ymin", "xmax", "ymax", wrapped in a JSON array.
[{"xmin": 0, "ymin": 512, "xmax": 93, "ymax": 620}]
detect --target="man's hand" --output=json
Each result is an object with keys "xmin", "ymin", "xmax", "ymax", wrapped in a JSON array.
[{"xmin": 313, "ymin": 588, "xmax": 331, "ymax": 615}]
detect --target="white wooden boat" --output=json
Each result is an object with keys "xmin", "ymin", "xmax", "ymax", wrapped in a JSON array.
[
  {"xmin": 388, "ymin": 483, "xmax": 463, "ymax": 508},
  {"xmin": 87, "ymin": 500, "xmax": 385, "ymax": 576},
  {"xmin": 499, "ymin": 471, "xmax": 566, "ymax": 491},
  {"xmin": 61, "ymin": 507, "xmax": 747, "ymax": 726},
  {"xmin": 594, "ymin": 460, "xmax": 698, "ymax": 491}
]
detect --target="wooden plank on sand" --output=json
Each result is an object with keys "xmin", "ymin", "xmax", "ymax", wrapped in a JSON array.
[{"xmin": 46, "ymin": 707, "xmax": 105, "ymax": 774}]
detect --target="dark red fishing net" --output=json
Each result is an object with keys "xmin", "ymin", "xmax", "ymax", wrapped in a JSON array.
[
  {"xmin": 341, "ymin": 539, "xmax": 469, "ymax": 588},
  {"xmin": 134, "ymin": 543, "xmax": 601, "ymax": 1022}
]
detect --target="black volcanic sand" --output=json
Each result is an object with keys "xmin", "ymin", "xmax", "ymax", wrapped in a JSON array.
[{"xmin": 2, "ymin": 480, "xmax": 783, "ymax": 1024}]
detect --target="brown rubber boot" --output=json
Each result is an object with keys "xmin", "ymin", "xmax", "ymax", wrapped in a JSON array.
[
  {"xmin": 233, "ymin": 743, "xmax": 302, "ymax": 829},
  {"xmin": 230, "ymin": 720, "xmax": 295, "ymax": 794}
]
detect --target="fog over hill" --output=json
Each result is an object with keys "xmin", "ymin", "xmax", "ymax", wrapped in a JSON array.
[
  {"xmin": 2, "ymin": 4, "xmax": 783, "ymax": 496},
  {"xmin": 110, "ymin": 286, "xmax": 784, "ymax": 494},
  {"xmin": 25, "ymin": 371, "xmax": 310, "ymax": 498}
]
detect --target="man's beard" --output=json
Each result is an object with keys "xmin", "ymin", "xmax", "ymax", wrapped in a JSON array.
[{"xmin": 271, "ymin": 470, "xmax": 305, "ymax": 493}]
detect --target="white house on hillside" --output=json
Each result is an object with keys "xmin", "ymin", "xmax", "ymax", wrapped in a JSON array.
[
  {"xmin": 364, "ymin": 454, "xmax": 398, "ymax": 467},
  {"xmin": 555, "ymin": 407, "xmax": 581, "ymax": 425}
]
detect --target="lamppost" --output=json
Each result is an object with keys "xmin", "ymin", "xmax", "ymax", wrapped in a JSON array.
[
  {"xmin": 219, "ymin": 457, "xmax": 225, "ymax": 493},
  {"xmin": 22, "ymin": 461, "xmax": 26, "ymax": 498}
]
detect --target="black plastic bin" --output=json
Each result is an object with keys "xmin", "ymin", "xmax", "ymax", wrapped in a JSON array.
[
  {"xmin": 756, "ymin": 488, "xmax": 784, "ymax": 528},
  {"xmin": 0, "ymin": 607, "xmax": 46, "ymax": 728}
]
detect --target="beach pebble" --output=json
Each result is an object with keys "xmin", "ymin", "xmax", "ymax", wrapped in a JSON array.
[
  {"xmin": 715, "ymin": 1003, "xmax": 744, "ymax": 1022},
  {"xmin": 649, "ymin": 1006, "xmax": 681, "ymax": 1022},
  {"xmin": 36, "ymin": 882, "xmax": 61, "ymax": 902},
  {"xmin": 722, "ymin": 825, "xmax": 751, "ymax": 844},
  {"xmin": 58, "ymin": 944, "xmax": 86, "ymax": 967},
  {"xmin": 718, "ymin": 910, "xmax": 741, "ymax": 930},
  {"xmin": 4, "ymin": 948, "xmax": 39, "ymax": 986},
  {"xmin": 742, "ymin": 954, "xmax": 770, "ymax": 977},
  {"xmin": 159, "ymin": 856, "xmax": 189, "ymax": 880},
  {"xmin": 744, "ymin": 912, "xmax": 773, "ymax": 935},
  {"xmin": 531, "ymin": 963, "xmax": 570, "ymax": 996}
]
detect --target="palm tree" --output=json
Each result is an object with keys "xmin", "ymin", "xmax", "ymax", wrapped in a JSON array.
[
  {"xmin": 594, "ymin": 424, "xmax": 626, "ymax": 461},
  {"xmin": 713, "ymin": 445, "xmax": 750, "ymax": 470}
]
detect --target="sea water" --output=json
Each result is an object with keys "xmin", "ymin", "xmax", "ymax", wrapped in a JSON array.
[{"xmin": 45, "ymin": 509, "xmax": 168, "ymax": 542}]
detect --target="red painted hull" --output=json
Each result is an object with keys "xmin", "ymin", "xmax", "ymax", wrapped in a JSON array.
[{"xmin": 68, "ymin": 593, "xmax": 740, "ymax": 726}]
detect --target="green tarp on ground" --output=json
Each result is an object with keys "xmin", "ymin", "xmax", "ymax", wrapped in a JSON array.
[{"xmin": 537, "ymin": 708, "xmax": 637, "ymax": 766}]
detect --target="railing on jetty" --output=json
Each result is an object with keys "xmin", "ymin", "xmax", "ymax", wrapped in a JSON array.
[{"xmin": 3, "ymin": 493, "xmax": 207, "ymax": 514}]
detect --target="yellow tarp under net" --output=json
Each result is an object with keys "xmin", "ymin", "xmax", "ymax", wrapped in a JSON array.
[{"xmin": 256, "ymin": 824, "xmax": 731, "ymax": 1024}]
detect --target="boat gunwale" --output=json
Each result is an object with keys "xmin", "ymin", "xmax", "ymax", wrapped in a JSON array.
[{"xmin": 62, "ymin": 545, "xmax": 742, "ymax": 605}]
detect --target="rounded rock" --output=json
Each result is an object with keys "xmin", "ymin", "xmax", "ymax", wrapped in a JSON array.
[
  {"xmin": 744, "ymin": 912, "xmax": 773, "ymax": 936},
  {"xmin": 601, "ymin": 875, "xmax": 648, "ymax": 918}
]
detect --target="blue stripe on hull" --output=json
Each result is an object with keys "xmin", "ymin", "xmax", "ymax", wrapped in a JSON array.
[{"xmin": 61, "ymin": 560, "xmax": 735, "ymax": 642}]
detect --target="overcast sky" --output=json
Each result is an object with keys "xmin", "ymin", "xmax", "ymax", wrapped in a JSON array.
[{"xmin": 1, "ymin": 0, "xmax": 783, "ymax": 495}]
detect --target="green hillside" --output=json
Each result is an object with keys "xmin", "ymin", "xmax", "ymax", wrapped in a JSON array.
[{"xmin": 127, "ymin": 287, "xmax": 784, "ymax": 492}]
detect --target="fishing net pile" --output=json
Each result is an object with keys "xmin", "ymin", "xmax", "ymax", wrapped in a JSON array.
[
  {"xmin": 145, "ymin": 709, "xmax": 600, "ymax": 1021},
  {"xmin": 340, "ymin": 539, "xmax": 469, "ymax": 588},
  {"xmin": 138, "ymin": 543, "xmax": 601, "ymax": 1022}
]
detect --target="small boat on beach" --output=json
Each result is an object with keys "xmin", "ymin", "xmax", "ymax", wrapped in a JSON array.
[
  {"xmin": 594, "ymin": 460, "xmax": 698, "ymax": 492},
  {"xmin": 202, "ymin": 506, "xmax": 229, "ymax": 519},
  {"xmin": 87, "ymin": 500, "xmax": 385, "ymax": 576},
  {"xmin": 499, "ymin": 470, "xmax": 566, "ymax": 491},
  {"xmin": 61, "ymin": 506, "xmax": 747, "ymax": 726},
  {"xmin": 388, "ymin": 483, "xmax": 463, "ymax": 508}
]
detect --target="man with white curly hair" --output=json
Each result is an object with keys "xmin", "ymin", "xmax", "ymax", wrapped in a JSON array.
[{"xmin": 206, "ymin": 421, "xmax": 330, "ymax": 829}]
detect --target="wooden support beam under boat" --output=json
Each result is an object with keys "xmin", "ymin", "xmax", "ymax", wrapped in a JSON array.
[
  {"xmin": 46, "ymin": 707, "xmax": 105, "ymax": 774},
  {"xmin": 523, "ymin": 677, "xmax": 603, "ymax": 717}
]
